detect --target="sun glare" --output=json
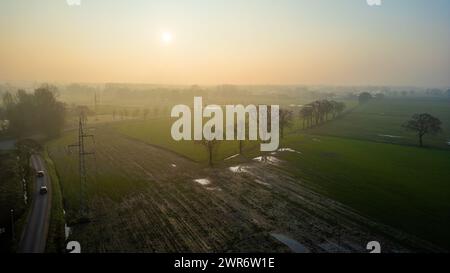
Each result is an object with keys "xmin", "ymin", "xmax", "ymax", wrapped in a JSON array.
[{"xmin": 161, "ymin": 31, "xmax": 174, "ymax": 44}]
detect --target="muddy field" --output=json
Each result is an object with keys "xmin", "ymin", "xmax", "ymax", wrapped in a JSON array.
[{"xmin": 47, "ymin": 127, "xmax": 440, "ymax": 252}]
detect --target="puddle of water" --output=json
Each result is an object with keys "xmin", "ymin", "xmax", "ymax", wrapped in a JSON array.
[
  {"xmin": 267, "ymin": 156, "xmax": 281, "ymax": 164},
  {"xmin": 229, "ymin": 166, "xmax": 247, "ymax": 173},
  {"xmin": 206, "ymin": 187, "xmax": 222, "ymax": 191},
  {"xmin": 378, "ymin": 134, "xmax": 403, "ymax": 138},
  {"xmin": 194, "ymin": 178, "xmax": 211, "ymax": 186},
  {"xmin": 253, "ymin": 156, "xmax": 281, "ymax": 165},
  {"xmin": 22, "ymin": 178, "xmax": 27, "ymax": 204},
  {"xmin": 65, "ymin": 224, "xmax": 72, "ymax": 240},
  {"xmin": 224, "ymin": 154, "xmax": 239, "ymax": 161},
  {"xmin": 229, "ymin": 166, "xmax": 240, "ymax": 173},
  {"xmin": 254, "ymin": 179, "xmax": 270, "ymax": 186},
  {"xmin": 171, "ymin": 163, "xmax": 177, "ymax": 168},
  {"xmin": 271, "ymin": 233, "xmax": 310, "ymax": 253},
  {"xmin": 278, "ymin": 148, "xmax": 301, "ymax": 154},
  {"xmin": 62, "ymin": 209, "xmax": 71, "ymax": 240}
]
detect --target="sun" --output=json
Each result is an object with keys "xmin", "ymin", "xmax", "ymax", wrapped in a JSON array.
[{"xmin": 161, "ymin": 31, "xmax": 174, "ymax": 44}]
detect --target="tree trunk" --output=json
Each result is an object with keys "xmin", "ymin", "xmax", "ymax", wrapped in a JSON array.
[
  {"xmin": 419, "ymin": 134, "xmax": 423, "ymax": 147},
  {"xmin": 209, "ymin": 148, "xmax": 213, "ymax": 166},
  {"xmin": 239, "ymin": 140, "xmax": 243, "ymax": 154}
]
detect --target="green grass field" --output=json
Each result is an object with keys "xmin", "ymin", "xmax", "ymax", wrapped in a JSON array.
[
  {"xmin": 47, "ymin": 129, "xmax": 295, "ymax": 252},
  {"xmin": 103, "ymin": 97, "xmax": 450, "ymax": 249},
  {"xmin": 278, "ymin": 134, "xmax": 450, "ymax": 249},
  {"xmin": 111, "ymin": 118, "xmax": 261, "ymax": 163},
  {"xmin": 47, "ymin": 97, "xmax": 450, "ymax": 251},
  {"xmin": 306, "ymin": 97, "xmax": 450, "ymax": 149}
]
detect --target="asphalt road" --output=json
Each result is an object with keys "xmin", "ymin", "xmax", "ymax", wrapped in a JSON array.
[{"xmin": 18, "ymin": 154, "xmax": 51, "ymax": 253}]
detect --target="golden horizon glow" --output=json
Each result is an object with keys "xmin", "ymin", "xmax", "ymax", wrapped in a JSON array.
[{"xmin": 0, "ymin": 0, "xmax": 449, "ymax": 86}]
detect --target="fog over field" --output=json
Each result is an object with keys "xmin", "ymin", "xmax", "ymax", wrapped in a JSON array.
[{"xmin": 1, "ymin": 0, "xmax": 449, "ymax": 256}]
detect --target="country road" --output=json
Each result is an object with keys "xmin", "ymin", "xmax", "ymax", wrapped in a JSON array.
[{"xmin": 18, "ymin": 154, "xmax": 51, "ymax": 253}]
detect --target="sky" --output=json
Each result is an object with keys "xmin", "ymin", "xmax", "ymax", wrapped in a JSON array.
[{"xmin": 0, "ymin": 0, "xmax": 449, "ymax": 87}]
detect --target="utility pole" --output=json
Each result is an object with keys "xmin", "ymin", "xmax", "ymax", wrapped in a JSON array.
[{"xmin": 68, "ymin": 117, "xmax": 95, "ymax": 220}]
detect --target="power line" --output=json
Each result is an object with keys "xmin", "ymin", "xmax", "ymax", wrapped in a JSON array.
[{"xmin": 68, "ymin": 117, "xmax": 95, "ymax": 220}]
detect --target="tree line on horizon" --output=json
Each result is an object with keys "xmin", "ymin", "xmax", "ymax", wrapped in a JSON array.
[
  {"xmin": 298, "ymin": 100, "xmax": 346, "ymax": 129},
  {"xmin": 196, "ymin": 100, "xmax": 348, "ymax": 166},
  {"xmin": 0, "ymin": 85, "xmax": 65, "ymax": 138}
]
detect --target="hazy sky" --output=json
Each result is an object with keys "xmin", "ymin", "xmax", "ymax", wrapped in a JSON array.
[{"xmin": 1, "ymin": 0, "xmax": 449, "ymax": 86}]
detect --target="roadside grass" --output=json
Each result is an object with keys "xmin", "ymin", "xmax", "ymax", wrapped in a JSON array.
[
  {"xmin": 43, "ymin": 148, "xmax": 65, "ymax": 253},
  {"xmin": 277, "ymin": 134, "xmax": 450, "ymax": 249},
  {"xmin": 0, "ymin": 151, "xmax": 30, "ymax": 252},
  {"xmin": 0, "ymin": 152, "xmax": 22, "ymax": 251}
]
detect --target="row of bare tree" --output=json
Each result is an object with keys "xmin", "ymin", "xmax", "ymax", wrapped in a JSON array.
[
  {"xmin": 198, "ymin": 100, "xmax": 347, "ymax": 166},
  {"xmin": 299, "ymin": 100, "xmax": 346, "ymax": 129}
]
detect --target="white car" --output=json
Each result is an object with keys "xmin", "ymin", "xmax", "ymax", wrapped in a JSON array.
[{"xmin": 39, "ymin": 186, "xmax": 48, "ymax": 195}]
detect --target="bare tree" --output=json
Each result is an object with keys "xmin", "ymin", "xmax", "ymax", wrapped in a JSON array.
[
  {"xmin": 312, "ymin": 101, "xmax": 321, "ymax": 125},
  {"xmin": 358, "ymin": 92, "xmax": 373, "ymax": 104},
  {"xmin": 301, "ymin": 100, "xmax": 344, "ymax": 129},
  {"xmin": 336, "ymin": 102, "xmax": 346, "ymax": 116},
  {"xmin": 233, "ymin": 120, "xmax": 247, "ymax": 155},
  {"xmin": 197, "ymin": 139, "xmax": 219, "ymax": 167},
  {"xmin": 299, "ymin": 106, "xmax": 313, "ymax": 129},
  {"xmin": 321, "ymin": 100, "xmax": 333, "ymax": 122},
  {"xmin": 331, "ymin": 101, "xmax": 346, "ymax": 118},
  {"xmin": 403, "ymin": 113, "xmax": 442, "ymax": 147},
  {"xmin": 279, "ymin": 109, "xmax": 293, "ymax": 138}
]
